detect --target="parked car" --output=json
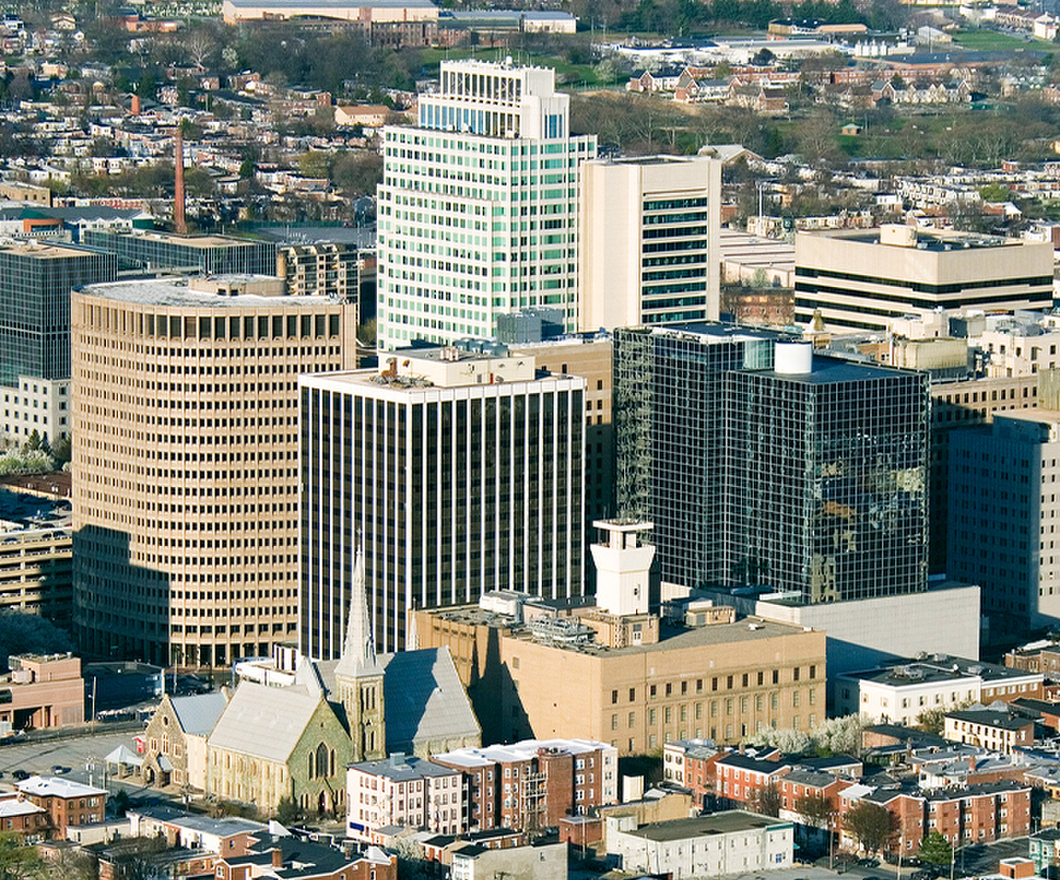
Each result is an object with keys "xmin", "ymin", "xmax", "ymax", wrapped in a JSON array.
[{"xmin": 11, "ymin": 769, "xmax": 29, "ymax": 780}]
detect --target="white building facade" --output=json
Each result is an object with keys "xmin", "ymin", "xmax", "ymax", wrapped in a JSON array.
[
  {"xmin": 581, "ymin": 155, "xmax": 721, "ymax": 330},
  {"xmin": 606, "ymin": 812, "xmax": 793, "ymax": 878},
  {"xmin": 376, "ymin": 59, "xmax": 597, "ymax": 350}
]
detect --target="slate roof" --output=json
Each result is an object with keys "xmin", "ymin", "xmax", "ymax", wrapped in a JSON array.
[
  {"xmin": 381, "ymin": 647, "xmax": 479, "ymax": 752},
  {"xmin": 171, "ymin": 692, "xmax": 228, "ymax": 737},
  {"xmin": 207, "ymin": 682, "xmax": 323, "ymax": 763}
]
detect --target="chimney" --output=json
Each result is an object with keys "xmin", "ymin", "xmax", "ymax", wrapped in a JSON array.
[
  {"xmin": 130, "ymin": 94, "xmax": 140, "ymax": 115},
  {"xmin": 174, "ymin": 123, "xmax": 187, "ymax": 235},
  {"xmin": 272, "ymin": 847, "xmax": 283, "ymax": 868}
]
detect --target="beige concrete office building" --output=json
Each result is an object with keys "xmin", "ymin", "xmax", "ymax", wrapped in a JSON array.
[
  {"xmin": 581, "ymin": 155, "xmax": 721, "ymax": 331},
  {"xmin": 795, "ymin": 226, "xmax": 1054, "ymax": 332},
  {"xmin": 415, "ymin": 605, "xmax": 827, "ymax": 755},
  {"xmin": 71, "ymin": 275, "xmax": 357, "ymax": 669}
]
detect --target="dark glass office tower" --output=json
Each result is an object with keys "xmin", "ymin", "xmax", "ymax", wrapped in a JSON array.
[
  {"xmin": 0, "ymin": 243, "xmax": 116, "ymax": 385},
  {"xmin": 614, "ymin": 325, "xmax": 930, "ymax": 602}
]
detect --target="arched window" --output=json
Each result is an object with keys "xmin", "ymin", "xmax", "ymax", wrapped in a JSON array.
[
  {"xmin": 316, "ymin": 742, "xmax": 329, "ymax": 778},
  {"xmin": 308, "ymin": 751, "xmax": 315, "ymax": 778},
  {"xmin": 330, "ymin": 749, "xmax": 336, "ymax": 776}
]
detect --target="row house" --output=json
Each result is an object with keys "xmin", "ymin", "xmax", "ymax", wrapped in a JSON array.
[
  {"xmin": 839, "ymin": 781, "xmax": 1031, "ymax": 854},
  {"xmin": 15, "ymin": 776, "xmax": 107, "ymax": 838},
  {"xmin": 432, "ymin": 739, "xmax": 618, "ymax": 835},
  {"xmin": 778, "ymin": 769, "xmax": 854, "ymax": 841},
  {"xmin": 675, "ymin": 76, "xmax": 729, "ymax": 104},
  {"xmin": 716, "ymin": 751, "xmax": 792, "ymax": 808},
  {"xmin": 627, "ymin": 65, "xmax": 684, "ymax": 93},
  {"xmin": 880, "ymin": 80, "xmax": 971, "ymax": 105},
  {"xmin": 663, "ymin": 738, "xmax": 724, "ymax": 805},
  {"xmin": 346, "ymin": 755, "xmax": 464, "ymax": 844},
  {"xmin": 943, "ymin": 707, "xmax": 1034, "ymax": 755},
  {"xmin": 726, "ymin": 82, "xmax": 790, "ymax": 115}
]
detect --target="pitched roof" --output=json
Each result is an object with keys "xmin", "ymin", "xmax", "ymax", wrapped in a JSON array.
[
  {"xmin": 381, "ymin": 647, "xmax": 480, "ymax": 752},
  {"xmin": 171, "ymin": 692, "xmax": 228, "ymax": 737},
  {"xmin": 207, "ymin": 681, "xmax": 326, "ymax": 763}
]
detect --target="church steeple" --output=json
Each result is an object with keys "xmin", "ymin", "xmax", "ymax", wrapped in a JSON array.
[{"xmin": 334, "ymin": 541, "xmax": 385, "ymax": 761}]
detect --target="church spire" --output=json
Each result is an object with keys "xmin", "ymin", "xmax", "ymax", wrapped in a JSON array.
[
  {"xmin": 334, "ymin": 539, "xmax": 385, "ymax": 761},
  {"xmin": 335, "ymin": 540, "xmax": 381, "ymax": 679}
]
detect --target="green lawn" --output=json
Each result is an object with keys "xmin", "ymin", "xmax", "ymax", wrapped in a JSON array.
[
  {"xmin": 414, "ymin": 47, "xmax": 599, "ymax": 85},
  {"xmin": 952, "ymin": 28, "xmax": 1055, "ymax": 51}
]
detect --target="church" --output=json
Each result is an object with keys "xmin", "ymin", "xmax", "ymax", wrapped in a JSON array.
[{"xmin": 203, "ymin": 550, "xmax": 481, "ymax": 816}]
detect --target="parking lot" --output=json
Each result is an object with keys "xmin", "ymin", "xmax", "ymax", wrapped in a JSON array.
[{"xmin": 0, "ymin": 728, "xmax": 141, "ymax": 789}]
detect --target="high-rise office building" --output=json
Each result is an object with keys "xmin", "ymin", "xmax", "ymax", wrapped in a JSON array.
[
  {"xmin": 72, "ymin": 275, "xmax": 357, "ymax": 668},
  {"xmin": 580, "ymin": 155, "xmax": 721, "ymax": 330},
  {"xmin": 949, "ymin": 407, "xmax": 1060, "ymax": 632},
  {"xmin": 376, "ymin": 59, "xmax": 597, "ymax": 350},
  {"xmin": 0, "ymin": 242, "xmax": 116, "ymax": 443},
  {"xmin": 794, "ymin": 225, "xmax": 1053, "ymax": 332},
  {"xmin": 300, "ymin": 347, "xmax": 585, "ymax": 657},
  {"xmin": 614, "ymin": 325, "xmax": 930, "ymax": 601}
]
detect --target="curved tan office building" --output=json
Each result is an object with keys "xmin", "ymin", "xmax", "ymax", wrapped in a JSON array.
[{"xmin": 72, "ymin": 275, "xmax": 357, "ymax": 669}]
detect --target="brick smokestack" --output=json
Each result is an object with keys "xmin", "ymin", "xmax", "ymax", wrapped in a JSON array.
[{"xmin": 174, "ymin": 122, "xmax": 187, "ymax": 235}]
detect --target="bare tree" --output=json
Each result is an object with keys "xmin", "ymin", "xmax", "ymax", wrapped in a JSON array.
[{"xmin": 185, "ymin": 30, "xmax": 216, "ymax": 70}]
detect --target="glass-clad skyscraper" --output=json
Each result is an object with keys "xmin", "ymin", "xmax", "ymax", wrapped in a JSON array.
[
  {"xmin": 614, "ymin": 325, "xmax": 930, "ymax": 602},
  {"xmin": 0, "ymin": 243, "xmax": 116, "ymax": 385},
  {"xmin": 376, "ymin": 59, "xmax": 597, "ymax": 350}
]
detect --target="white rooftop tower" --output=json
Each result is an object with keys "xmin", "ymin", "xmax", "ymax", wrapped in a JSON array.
[{"xmin": 591, "ymin": 520, "xmax": 655, "ymax": 617}]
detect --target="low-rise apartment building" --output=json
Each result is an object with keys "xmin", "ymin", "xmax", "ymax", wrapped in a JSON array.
[
  {"xmin": 834, "ymin": 656, "xmax": 1044, "ymax": 725},
  {"xmin": 347, "ymin": 754, "xmax": 464, "ymax": 843},
  {"xmin": 432, "ymin": 738, "xmax": 618, "ymax": 834},
  {"xmin": 16, "ymin": 776, "xmax": 106, "ymax": 837}
]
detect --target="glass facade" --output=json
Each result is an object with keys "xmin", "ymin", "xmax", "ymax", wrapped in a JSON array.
[
  {"xmin": 0, "ymin": 247, "xmax": 116, "ymax": 384},
  {"xmin": 614, "ymin": 326, "xmax": 930, "ymax": 602},
  {"xmin": 83, "ymin": 230, "xmax": 276, "ymax": 276}
]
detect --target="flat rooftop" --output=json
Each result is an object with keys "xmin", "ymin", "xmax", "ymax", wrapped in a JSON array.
[
  {"xmin": 79, "ymin": 277, "xmax": 331, "ymax": 309},
  {"xmin": 757, "ymin": 354, "xmax": 916, "ymax": 385},
  {"xmin": 90, "ymin": 230, "xmax": 270, "ymax": 249},
  {"xmin": 626, "ymin": 811, "xmax": 789, "ymax": 842},
  {"xmin": 843, "ymin": 656, "xmax": 1039, "ymax": 686},
  {"xmin": 0, "ymin": 241, "xmax": 96, "ymax": 260},
  {"xmin": 0, "ymin": 488, "xmax": 70, "ymax": 533},
  {"xmin": 426, "ymin": 606, "xmax": 815, "ymax": 657},
  {"xmin": 818, "ymin": 229, "xmax": 1017, "ymax": 251}
]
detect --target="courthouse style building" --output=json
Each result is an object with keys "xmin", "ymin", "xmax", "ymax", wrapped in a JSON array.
[
  {"xmin": 415, "ymin": 600, "xmax": 827, "ymax": 754},
  {"xmin": 376, "ymin": 59, "xmax": 596, "ymax": 350},
  {"xmin": 300, "ymin": 347, "xmax": 585, "ymax": 656},
  {"xmin": 71, "ymin": 274, "xmax": 357, "ymax": 668}
]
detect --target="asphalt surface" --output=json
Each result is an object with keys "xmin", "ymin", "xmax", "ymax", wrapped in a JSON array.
[{"xmin": 0, "ymin": 728, "xmax": 142, "ymax": 790}]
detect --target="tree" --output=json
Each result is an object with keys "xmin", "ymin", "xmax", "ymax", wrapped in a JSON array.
[
  {"xmin": 918, "ymin": 830, "xmax": 953, "ymax": 867},
  {"xmin": 275, "ymin": 796, "xmax": 300, "ymax": 825},
  {"xmin": 795, "ymin": 791, "xmax": 834, "ymax": 830},
  {"xmin": 0, "ymin": 831, "xmax": 46, "ymax": 879},
  {"xmin": 749, "ymin": 782, "xmax": 781, "ymax": 817},
  {"xmin": 184, "ymin": 30, "xmax": 217, "ymax": 70},
  {"xmin": 844, "ymin": 801, "xmax": 896, "ymax": 854},
  {"xmin": 0, "ymin": 611, "xmax": 72, "ymax": 671}
]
